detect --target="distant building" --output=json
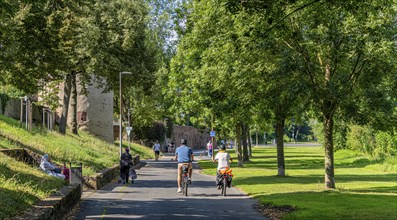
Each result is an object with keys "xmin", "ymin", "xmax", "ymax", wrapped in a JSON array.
[
  {"xmin": 56, "ymin": 76, "xmax": 114, "ymax": 143},
  {"xmin": 3, "ymin": 76, "xmax": 114, "ymax": 143}
]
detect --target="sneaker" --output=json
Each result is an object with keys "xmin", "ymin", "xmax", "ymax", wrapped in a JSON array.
[{"xmin": 177, "ymin": 188, "xmax": 182, "ymax": 193}]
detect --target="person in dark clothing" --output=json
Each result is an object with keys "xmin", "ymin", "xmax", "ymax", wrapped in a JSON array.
[{"xmin": 120, "ymin": 148, "xmax": 133, "ymax": 184}]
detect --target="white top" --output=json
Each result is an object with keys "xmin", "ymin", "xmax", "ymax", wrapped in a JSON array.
[
  {"xmin": 40, "ymin": 154, "xmax": 65, "ymax": 179},
  {"xmin": 153, "ymin": 143, "xmax": 161, "ymax": 151},
  {"xmin": 215, "ymin": 152, "xmax": 231, "ymax": 171}
]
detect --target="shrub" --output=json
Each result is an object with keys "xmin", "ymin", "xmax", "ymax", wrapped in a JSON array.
[
  {"xmin": 346, "ymin": 125, "xmax": 376, "ymax": 156},
  {"xmin": 346, "ymin": 125, "xmax": 396, "ymax": 160},
  {"xmin": 374, "ymin": 131, "xmax": 397, "ymax": 159}
]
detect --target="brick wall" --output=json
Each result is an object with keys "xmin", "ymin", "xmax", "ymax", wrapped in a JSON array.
[{"xmin": 172, "ymin": 126, "xmax": 210, "ymax": 149}]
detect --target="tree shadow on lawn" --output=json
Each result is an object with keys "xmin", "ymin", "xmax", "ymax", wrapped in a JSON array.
[
  {"xmin": 251, "ymin": 191, "xmax": 397, "ymax": 219},
  {"xmin": 236, "ymin": 174, "xmax": 397, "ymax": 193},
  {"xmin": 247, "ymin": 157, "xmax": 375, "ymax": 170},
  {"xmin": 0, "ymin": 187, "xmax": 40, "ymax": 219},
  {"xmin": 335, "ymin": 157, "xmax": 381, "ymax": 168},
  {"xmin": 345, "ymin": 185, "xmax": 397, "ymax": 194},
  {"xmin": 245, "ymin": 158, "xmax": 324, "ymax": 170}
]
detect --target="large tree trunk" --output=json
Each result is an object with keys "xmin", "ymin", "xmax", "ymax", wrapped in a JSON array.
[
  {"xmin": 59, "ymin": 73, "xmax": 72, "ymax": 135},
  {"xmin": 70, "ymin": 72, "xmax": 78, "ymax": 135},
  {"xmin": 248, "ymin": 127, "xmax": 252, "ymax": 157},
  {"xmin": 236, "ymin": 122, "xmax": 243, "ymax": 167},
  {"xmin": 276, "ymin": 115, "xmax": 286, "ymax": 176},
  {"xmin": 324, "ymin": 111, "xmax": 335, "ymax": 189},
  {"xmin": 242, "ymin": 123, "xmax": 250, "ymax": 162}
]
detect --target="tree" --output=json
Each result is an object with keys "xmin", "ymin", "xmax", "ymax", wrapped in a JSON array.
[
  {"xmin": 0, "ymin": 0, "xmax": 62, "ymax": 94},
  {"xmin": 1, "ymin": 0, "xmax": 158, "ymax": 136},
  {"xmin": 224, "ymin": 0, "xmax": 397, "ymax": 188},
  {"xmin": 283, "ymin": 0, "xmax": 397, "ymax": 188}
]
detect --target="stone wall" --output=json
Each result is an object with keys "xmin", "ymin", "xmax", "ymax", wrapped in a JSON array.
[
  {"xmin": 0, "ymin": 148, "xmax": 41, "ymax": 167},
  {"xmin": 13, "ymin": 184, "xmax": 82, "ymax": 220},
  {"xmin": 4, "ymin": 98, "xmax": 45, "ymax": 124},
  {"xmin": 84, "ymin": 155, "xmax": 140, "ymax": 190},
  {"xmin": 172, "ymin": 126, "xmax": 210, "ymax": 149}
]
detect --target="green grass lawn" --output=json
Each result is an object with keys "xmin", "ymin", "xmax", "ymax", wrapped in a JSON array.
[{"xmin": 199, "ymin": 146, "xmax": 397, "ymax": 220}]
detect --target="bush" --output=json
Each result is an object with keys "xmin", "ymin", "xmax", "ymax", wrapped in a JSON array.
[
  {"xmin": 346, "ymin": 125, "xmax": 376, "ymax": 156},
  {"xmin": 134, "ymin": 121, "xmax": 166, "ymax": 144},
  {"xmin": 374, "ymin": 131, "xmax": 397, "ymax": 159},
  {"xmin": 346, "ymin": 125, "xmax": 396, "ymax": 160}
]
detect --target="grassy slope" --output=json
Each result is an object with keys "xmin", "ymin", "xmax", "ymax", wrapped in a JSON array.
[
  {"xmin": 0, "ymin": 114, "xmax": 154, "ymax": 175},
  {"xmin": 199, "ymin": 146, "xmax": 397, "ymax": 220},
  {"xmin": 0, "ymin": 151, "xmax": 65, "ymax": 219},
  {"xmin": 0, "ymin": 114, "xmax": 154, "ymax": 218}
]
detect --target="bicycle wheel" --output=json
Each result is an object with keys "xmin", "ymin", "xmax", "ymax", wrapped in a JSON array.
[
  {"xmin": 222, "ymin": 177, "xmax": 227, "ymax": 196},
  {"xmin": 183, "ymin": 176, "xmax": 188, "ymax": 196}
]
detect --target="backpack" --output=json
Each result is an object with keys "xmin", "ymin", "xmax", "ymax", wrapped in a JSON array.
[{"xmin": 63, "ymin": 165, "xmax": 70, "ymax": 181}]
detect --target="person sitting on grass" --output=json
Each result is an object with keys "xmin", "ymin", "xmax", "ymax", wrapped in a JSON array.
[{"xmin": 40, "ymin": 154, "xmax": 66, "ymax": 179}]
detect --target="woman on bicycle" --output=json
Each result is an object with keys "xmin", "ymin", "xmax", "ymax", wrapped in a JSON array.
[{"xmin": 213, "ymin": 144, "xmax": 233, "ymax": 189}]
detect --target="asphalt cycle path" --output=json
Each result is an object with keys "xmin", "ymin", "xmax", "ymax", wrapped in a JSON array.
[{"xmin": 70, "ymin": 156, "xmax": 267, "ymax": 220}]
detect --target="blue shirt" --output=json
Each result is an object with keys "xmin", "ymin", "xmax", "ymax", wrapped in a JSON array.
[{"xmin": 175, "ymin": 145, "xmax": 193, "ymax": 163}]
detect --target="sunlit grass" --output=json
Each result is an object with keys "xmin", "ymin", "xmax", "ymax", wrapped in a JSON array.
[
  {"xmin": 199, "ymin": 146, "xmax": 397, "ymax": 219},
  {"xmin": 0, "ymin": 153, "xmax": 66, "ymax": 219},
  {"xmin": 0, "ymin": 114, "xmax": 154, "ymax": 176}
]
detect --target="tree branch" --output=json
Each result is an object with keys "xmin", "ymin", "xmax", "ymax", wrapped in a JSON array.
[{"xmin": 263, "ymin": 0, "xmax": 323, "ymax": 35}]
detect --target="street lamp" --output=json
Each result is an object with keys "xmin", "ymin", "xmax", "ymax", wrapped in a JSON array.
[
  {"xmin": 119, "ymin": 72, "xmax": 132, "ymax": 157},
  {"xmin": 127, "ymin": 108, "xmax": 134, "ymax": 149}
]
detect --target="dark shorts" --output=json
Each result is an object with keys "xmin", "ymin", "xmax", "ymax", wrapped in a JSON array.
[{"xmin": 155, "ymin": 151, "xmax": 160, "ymax": 155}]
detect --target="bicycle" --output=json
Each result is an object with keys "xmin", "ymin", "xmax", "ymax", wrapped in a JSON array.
[
  {"xmin": 220, "ymin": 172, "xmax": 229, "ymax": 196},
  {"xmin": 181, "ymin": 164, "xmax": 190, "ymax": 196}
]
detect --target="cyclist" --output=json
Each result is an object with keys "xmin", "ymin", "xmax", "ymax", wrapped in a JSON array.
[
  {"xmin": 175, "ymin": 139, "xmax": 194, "ymax": 193},
  {"xmin": 213, "ymin": 144, "xmax": 233, "ymax": 189}
]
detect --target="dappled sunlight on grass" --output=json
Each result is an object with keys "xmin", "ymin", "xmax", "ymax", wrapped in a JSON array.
[{"xmin": 198, "ymin": 146, "xmax": 397, "ymax": 219}]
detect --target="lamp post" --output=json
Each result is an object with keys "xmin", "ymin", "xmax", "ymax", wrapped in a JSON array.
[
  {"xmin": 127, "ymin": 108, "xmax": 134, "ymax": 149},
  {"xmin": 119, "ymin": 72, "xmax": 132, "ymax": 157}
]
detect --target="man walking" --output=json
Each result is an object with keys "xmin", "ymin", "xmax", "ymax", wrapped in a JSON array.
[{"xmin": 152, "ymin": 140, "xmax": 161, "ymax": 161}]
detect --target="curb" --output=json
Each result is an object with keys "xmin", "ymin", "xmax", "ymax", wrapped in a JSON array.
[{"xmin": 12, "ymin": 184, "xmax": 82, "ymax": 220}]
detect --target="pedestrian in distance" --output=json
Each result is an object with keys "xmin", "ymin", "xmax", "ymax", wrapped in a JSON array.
[
  {"xmin": 207, "ymin": 140, "xmax": 213, "ymax": 157},
  {"xmin": 169, "ymin": 141, "xmax": 175, "ymax": 154},
  {"xmin": 119, "ymin": 148, "xmax": 133, "ymax": 184},
  {"xmin": 152, "ymin": 140, "xmax": 161, "ymax": 161}
]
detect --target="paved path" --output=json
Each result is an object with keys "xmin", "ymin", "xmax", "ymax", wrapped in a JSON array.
[{"xmin": 70, "ymin": 156, "xmax": 267, "ymax": 220}]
